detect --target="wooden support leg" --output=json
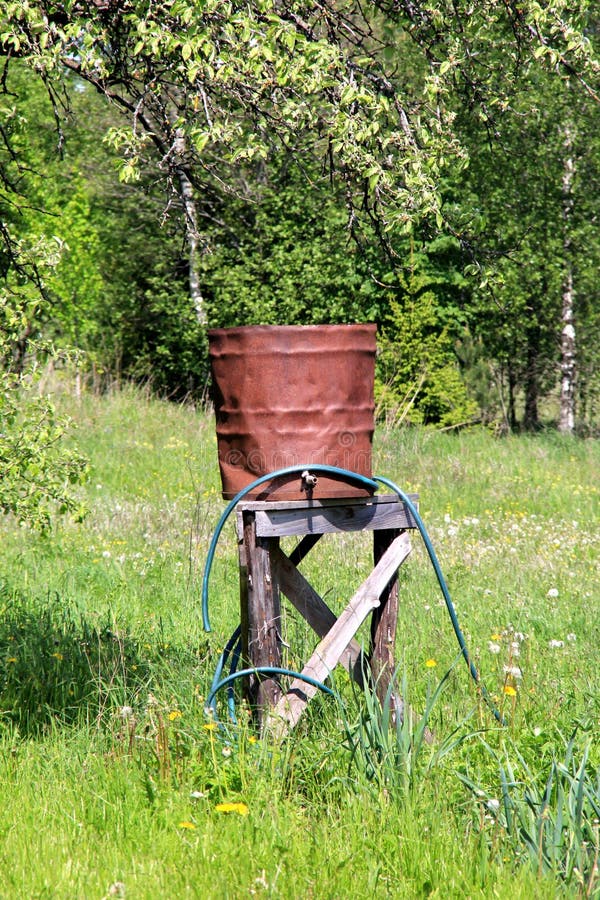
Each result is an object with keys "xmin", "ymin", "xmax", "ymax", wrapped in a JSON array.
[
  {"xmin": 371, "ymin": 528, "xmax": 402, "ymax": 721},
  {"xmin": 241, "ymin": 511, "xmax": 283, "ymax": 726},
  {"xmin": 371, "ymin": 529, "xmax": 433, "ymax": 743}
]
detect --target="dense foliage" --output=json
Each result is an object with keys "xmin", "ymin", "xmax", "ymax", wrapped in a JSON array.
[
  {"xmin": 1, "ymin": 0, "xmax": 599, "ymax": 501},
  {"xmin": 0, "ymin": 293, "xmax": 88, "ymax": 530}
]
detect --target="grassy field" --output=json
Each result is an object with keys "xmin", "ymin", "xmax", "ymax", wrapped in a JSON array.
[{"xmin": 0, "ymin": 386, "xmax": 598, "ymax": 898}]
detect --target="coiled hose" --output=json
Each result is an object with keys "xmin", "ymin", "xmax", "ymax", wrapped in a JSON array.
[{"xmin": 202, "ymin": 464, "xmax": 505, "ymax": 727}]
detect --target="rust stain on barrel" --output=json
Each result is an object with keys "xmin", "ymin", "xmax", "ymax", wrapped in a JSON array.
[{"xmin": 208, "ymin": 324, "xmax": 376, "ymax": 500}]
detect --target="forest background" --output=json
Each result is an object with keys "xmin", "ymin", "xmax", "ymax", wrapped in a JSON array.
[{"xmin": 1, "ymin": 0, "xmax": 600, "ymax": 526}]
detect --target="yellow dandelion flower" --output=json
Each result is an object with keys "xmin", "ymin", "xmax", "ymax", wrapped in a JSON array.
[
  {"xmin": 215, "ymin": 802, "xmax": 249, "ymax": 816},
  {"xmin": 168, "ymin": 710, "xmax": 182, "ymax": 721},
  {"xmin": 51, "ymin": 652, "xmax": 63, "ymax": 661},
  {"xmin": 178, "ymin": 821, "xmax": 196, "ymax": 830},
  {"xmin": 6, "ymin": 657, "xmax": 17, "ymax": 664},
  {"xmin": 490, "ymin": 633, "xmax": 502, "ymax": 641},
  {"xmin": 425, "ymin": 658, "xmax": 437, "ymax": 668},
  {"xmin": 248, "ymin": 735, "xmax": 258, "ymax": 744},
  {"xmin": 504, "ymin": 685, "xmax": 517, "ymax": 697},
  {"xmin": 203, "ymin": 723, "xmax": 218, "ymax": 731}
]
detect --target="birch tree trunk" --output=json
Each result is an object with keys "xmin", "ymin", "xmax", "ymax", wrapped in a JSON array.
[
  {"xmin": 559, "ymin": 122, "xmax": 576, "ymax": 434},
  {"xmin": 173, "ymin": 128, "xmax": 206, "ymax": 326}
]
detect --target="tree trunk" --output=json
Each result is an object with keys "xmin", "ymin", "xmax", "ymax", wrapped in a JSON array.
[
  {"xmin": 523, "ymin": 331, "xmax": 540, "ymax": 430},
  {"xmin": 172, "ymin": 126, "xmax": 206, "ymax": 326},
  {"xmin": 559, "ymin": 266, "xmax": 576, "ymax": 433},
  {"xmin": 507, "ymin": 363, "xmax": 517, "ymax": 431},
  {"xmin": 559, "ymin": 123, "xmax": 576, "ymax": 434}
]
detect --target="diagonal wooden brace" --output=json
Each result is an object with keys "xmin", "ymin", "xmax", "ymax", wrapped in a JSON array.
[
  {"xmin": 267, "ymin": 531, "xmax": 411, "ymax": 736},
  {"xmin": 271, "ymin": 545, "xmax": 366, "ymax": 687}
]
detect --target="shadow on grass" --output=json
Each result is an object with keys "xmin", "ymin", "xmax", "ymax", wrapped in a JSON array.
[{"xmin": 0, "ymin": 582, "xmax": 165, "ymax": 735}]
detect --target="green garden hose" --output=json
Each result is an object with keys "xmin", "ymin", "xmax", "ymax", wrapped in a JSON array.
[{"xmin": 202, "ymin": 465, "xmax": 505, "ymax": 726}]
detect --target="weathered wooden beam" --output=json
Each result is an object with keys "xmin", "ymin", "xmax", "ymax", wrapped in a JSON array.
[
  {"xmin": 288, "ymin": 533, "xmax": 322, "ymax": 566},
  {"xmin": 241, "ymin": 511, "xmax": 283, "ymax": 721},
  {"xmin": 267, "ymin": 532, "xmax": 411, "ymax": 736},
  {"xmin": 371, "ymin": 528, "xmax": 402, "ymax": 719},
  {"xmin": 237, "ymin": 495, "xmax": 419, "ymax": 539},
  {"xmin": 255, "ymin": 497, "xmax": 417, "ymax": 537},
  {"xmin": 271, "ymin": 545, "xmax": 365, "ymax": 687}
]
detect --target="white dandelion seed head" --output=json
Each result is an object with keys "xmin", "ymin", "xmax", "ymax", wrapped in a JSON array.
[{"xmin": 503, "ymin": 665, "xmax": 522, "ymax": 679}]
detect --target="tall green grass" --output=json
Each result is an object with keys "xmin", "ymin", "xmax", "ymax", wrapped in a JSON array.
[{"xmin": 0, "ymin": 385, "xmax": 598, "ymax": 897}]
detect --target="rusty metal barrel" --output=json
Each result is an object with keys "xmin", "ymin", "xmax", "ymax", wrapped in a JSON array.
[{"xmin": 208, "ymin": 324, "xmax": 377, "ymax": 500}]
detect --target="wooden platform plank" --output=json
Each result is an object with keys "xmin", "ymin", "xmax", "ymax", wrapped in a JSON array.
[
  {"xmin": 236, "ymin": 494, "xmax": 418, "ymax": 539},
  {"xmin": 251, "ymin": 495, "xmax": 419, "ymax": 538},
  {"xmin": 238, "ymin": 495, "xmax": 407, "ymax": 512},
  {"xmin": 267, "ymin": 532, "xmax": 412, "ymax": 736}
]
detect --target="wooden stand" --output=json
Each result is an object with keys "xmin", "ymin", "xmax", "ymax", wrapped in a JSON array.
[{"xmin": 236, "ymin": 494, "xmax": 418, "ymax": 736}]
